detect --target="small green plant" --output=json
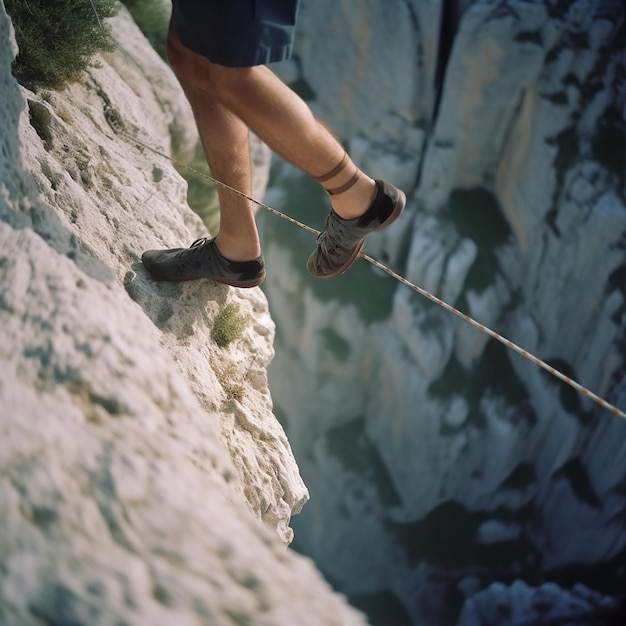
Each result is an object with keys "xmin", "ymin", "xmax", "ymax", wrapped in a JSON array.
[
  {"xmin": 211, "ymin": 303, "xmax": 249, "ymax": 348},
  {"xmin": 7, "ymin": 0, "xmax": 119, "ymax": 88},
  {"xmin": 121, "ymin": 0, "xmax": 169, "ymax": 59}
]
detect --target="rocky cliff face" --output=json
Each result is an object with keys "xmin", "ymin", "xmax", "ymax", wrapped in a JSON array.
[
  {"xmin": 260, "ymin": 0, "xmax": 626, "ymax": 624},
  {"xmin": 0, "ymin": 5, "xmax": 368, "ymax": 625}
]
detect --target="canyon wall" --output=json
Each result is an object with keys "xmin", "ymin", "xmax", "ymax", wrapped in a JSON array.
[{"xmin": 260, "ymin": 0, "xmax": 626, "ymax": 624}]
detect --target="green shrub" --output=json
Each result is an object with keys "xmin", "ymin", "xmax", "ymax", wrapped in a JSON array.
[
  {"xmin": 121, "ymin": 0, "xmax": 169, "ymax": 59},
  {"xmin": 6, "ymin": 0, "xmax": 119, "ymax": 88},
  {"xmin": 211, "ymin": 303, "xmax": 249, "ymax": 349}
]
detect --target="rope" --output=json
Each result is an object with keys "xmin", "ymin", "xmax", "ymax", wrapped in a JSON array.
[
  {"xmin": 360, "ymin": 254, "xmax": 626, "ymax": 420},
  {"xmin": 87, "ymin": 0, "xmax": 103, "ymax": 28},
  {"xmin": 110, "ymin": 123, "xmax": 626, "ymax": 422}
]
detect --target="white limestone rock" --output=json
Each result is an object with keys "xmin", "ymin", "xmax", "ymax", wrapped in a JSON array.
[
  {"xmin": 17, "ymin": 7, "xmax": 311, "ymax": 545},
  {"xmin": 0, "ymin": 5, "xmax": 368, "ymax": 625}
]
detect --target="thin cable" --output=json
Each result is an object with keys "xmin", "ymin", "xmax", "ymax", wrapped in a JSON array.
[
  {"xmin": 110, "ymin": 124, "xmax": 625, "ymax": 421},
  {"xmin": 360, "ymin": 253, "xmax": 626, "ymax": 420},
  {"xmin": 88, "ymin": 0, "xmax": 103, "ymax": 28}
]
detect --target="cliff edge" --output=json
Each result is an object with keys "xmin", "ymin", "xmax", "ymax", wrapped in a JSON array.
[{"xmin": 0, "ymin": 6, "xmax": 365, "ymax": 625}]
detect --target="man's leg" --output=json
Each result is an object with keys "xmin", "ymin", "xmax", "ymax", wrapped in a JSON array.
[
  {"xmin": 144, "ymin": 18, "xmax": 404, "ymax": 284},
  {"xmin": 198, "ymin": 55, "xmax": 405, "ymax": 280},
  {"xmin": 167, "ymin": 23, "xmax": 261, "ymax": 262},
  {"xmin": 169, "ymin": 27, "xmax": 377, "ymax": 222}
]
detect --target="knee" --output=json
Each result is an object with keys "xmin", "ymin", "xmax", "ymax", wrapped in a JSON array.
[
  {"xmin": 207, "ymin": 65, "xmax": 255, "ymax": 103},
  {"xmin": 166, "ymin": 31, "xmax": 252, "ymax": 99},
  {"xmin": 166, "ymin": 24, "xmax": 257, "ymax": 102}
]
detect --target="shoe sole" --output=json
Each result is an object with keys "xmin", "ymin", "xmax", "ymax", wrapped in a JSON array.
[
  {"xmin": 145, "ymin": 270, "xmax": 265, "ymax": 288},
  {"xmin": 317, "ymin": 189, "xmax": 406, "ymax": 279}
]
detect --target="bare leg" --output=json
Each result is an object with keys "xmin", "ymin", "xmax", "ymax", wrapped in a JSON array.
[
  {"xmin": 167, "ymin": 24, "xmax": 260, "ymax": 261},
  {"xmin": 169, "ymin": 22, "xmax": 376, "ymax": 226},
  {"xmin": 206, "ymin": 62, "xmax": 377, "ymax": 219},
  {"xmin": 145, "ymin": 19, "xmax": 405, "ymax": 284}
]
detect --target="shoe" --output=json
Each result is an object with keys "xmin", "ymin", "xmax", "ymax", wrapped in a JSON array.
[
  {"xmin": 141, "ymin": 237, "xmax": 265, "ymax": 288},
  {"xmin": 306, "ymin": 179, "xmax": 406, "ymax": 279}
]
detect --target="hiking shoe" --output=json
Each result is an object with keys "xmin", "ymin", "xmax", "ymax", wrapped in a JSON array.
[
  {"xmin": 141, "ymin": 237, "xmax": 265, "ymax": 288},
  {"xmin": 306, "ymin": 179, "xmax": 406, "ymax": 279}
]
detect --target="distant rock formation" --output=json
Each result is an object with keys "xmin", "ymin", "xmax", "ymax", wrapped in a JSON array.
[
  {"xmin": 0, "ymin": 5, "xmax": 367, "ymax": 624},
  {"xmin": 261, "ymin": 0, "xmax": 626, "ymax": 624},
  {"xmin": 457, "ymin": 579, "xmax": 621, "ymax": 626}
]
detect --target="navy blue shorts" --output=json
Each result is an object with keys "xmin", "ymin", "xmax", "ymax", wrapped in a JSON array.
[{"xmin": 171, "ymin": 0, "xmax": 300, "ymax": 67}]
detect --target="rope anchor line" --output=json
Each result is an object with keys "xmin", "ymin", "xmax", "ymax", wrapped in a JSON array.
[{"xmin": 110, "ymin": 122, "xmax": 626, "ymax": 423}]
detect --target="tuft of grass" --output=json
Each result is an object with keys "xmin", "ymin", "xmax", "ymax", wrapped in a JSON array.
[
  {"xmin": 211, "ymin": 303, "xmax": 249, "ymax": 349},
  {"xmin": 6, "ymin": 0, "xmax": 119, "ymax": 88},
  {"xmin": 209, "ymin": 357, "xmax": 248, "ymax": 403},
  {"xmin": 218, "ymin": 366, "xmax": 245, "ymax": 403}
]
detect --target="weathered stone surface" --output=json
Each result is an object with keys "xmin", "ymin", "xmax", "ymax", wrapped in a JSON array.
[
  {"xmin": 0, "ymin": 5, "xmax": 367, "ymax": 625},
  {"xmin": 457, "ymin": 580, "xmax": 621, "ymax": 626},
  {"xmin": 262, "ymin": 0, "xmax": 626, "ymax": 624},
  {"xmin": 17, "ymin": 6, "xmax": 310, "ymax": 545}
]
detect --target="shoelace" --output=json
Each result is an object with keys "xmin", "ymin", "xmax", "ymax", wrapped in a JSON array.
[{"xmin": 175, "ymin": 237, "xmax": 209, "ymax": 258}]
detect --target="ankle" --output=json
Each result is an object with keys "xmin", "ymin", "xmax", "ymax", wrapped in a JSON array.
[
  {"xmin": 314, "ymin": 151, "xmax": 378, "ymax": 219},
  {"xmin": 331, "ymin": 176, "xmax": 377, "ymax": 220},
  {"xmin": 214, "ymin": 234, "xmax": 262, "ymax": 262}
]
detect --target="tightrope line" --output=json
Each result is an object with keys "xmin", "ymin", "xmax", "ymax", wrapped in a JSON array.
[
  {"xmin": 108, "ymin": 122, "xmax": 625, "ymax": 423},
  {"xmin": 360, "ymin": 253, "xmax": 626, "ymax": 420}
]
